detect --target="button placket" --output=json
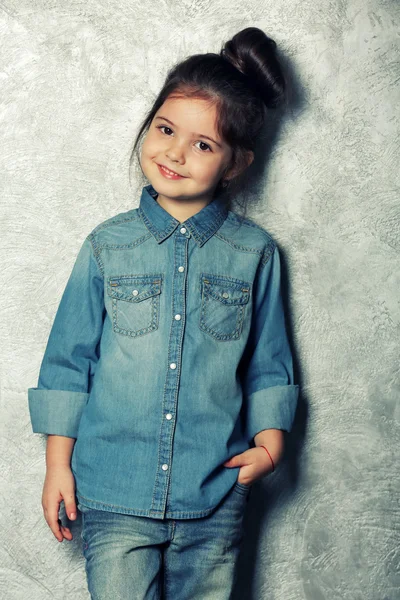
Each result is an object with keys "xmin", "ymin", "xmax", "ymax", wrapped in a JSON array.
[{"xmin": 149, "ymin": 225, "xmax": 190, "ymax": 517}]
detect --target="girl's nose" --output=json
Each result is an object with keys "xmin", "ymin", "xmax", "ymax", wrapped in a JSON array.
[{"xmin": 166, "ymin": 143, "xmax": 185, "ymax": 164}]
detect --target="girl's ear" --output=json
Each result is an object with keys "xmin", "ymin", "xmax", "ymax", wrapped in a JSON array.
[{"xmin": 224, "ymin": 150, "xmax": 254, "ymax": 182}]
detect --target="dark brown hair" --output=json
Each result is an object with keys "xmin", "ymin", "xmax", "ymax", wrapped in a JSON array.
[{"xmin": 129, "ymin": 27, "xmax": 288, "ymax": 220}]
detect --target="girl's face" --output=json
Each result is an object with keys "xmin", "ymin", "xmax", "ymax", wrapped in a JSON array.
[{"xmin": 140, "ymin": 95, "xmax": 235, "ymax": 206}]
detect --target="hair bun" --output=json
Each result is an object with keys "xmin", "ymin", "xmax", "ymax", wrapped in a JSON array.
[{"xmin": 220, "ymin": 27, "xmax": 286, "ymax": 109}]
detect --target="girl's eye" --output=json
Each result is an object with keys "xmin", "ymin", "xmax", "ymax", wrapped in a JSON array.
[
  {"xmin": 156, "ymin": 125, "xmax": 212, "ymax": 152},
  {"xmin": 194, "ymin": 141, "xmax": 212, "ymax": 152},
  {"xmin": 157, "ymin": 125, "xmax": 173, "ymax": 136}
]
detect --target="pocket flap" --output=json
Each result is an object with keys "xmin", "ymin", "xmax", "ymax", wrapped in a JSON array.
[
  {"xmin": 201, "ymin": 275, "xmax": 251, "ymax": 306},
  {"xmin": 108, "ymin": 274, "xmax": 162, "ymax": 303}
]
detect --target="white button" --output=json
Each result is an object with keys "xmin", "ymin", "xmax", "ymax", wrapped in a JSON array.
[
  {"xmin": 132, "ymin": 290, "xmax": 139, "ymax": 296},
  {"xmin": 222, "ymin": 292, "xmax": 229, "ymax": 298},
  {"xmin": 170, "ymin": 363, "xmax": 177, "ymax": 369},
  {"xmin": 162, "ymin": 464, "xmax": 169, "ymax": 471},
  {"xmin": 180, "ymin": 227, "xmax": 186, "ymax": 234},
  {"xmin": 178, "ymin": 266, "xmax": 185, "ymax": 272},
  {"xmin": 166, "ymin": 413, "xmax": 172, "ymax": 420},
  {"xmin": 174, "ymin": 314, "xmax": 181, "ymax": 320}
]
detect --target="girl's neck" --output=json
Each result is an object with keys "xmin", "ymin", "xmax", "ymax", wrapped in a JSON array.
[{"xmin": 154, "ymin": 192, "xmax": 214, "ymax": 224}]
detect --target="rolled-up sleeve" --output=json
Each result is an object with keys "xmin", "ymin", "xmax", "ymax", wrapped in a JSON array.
[
  {"xmin": 240, "ymin": 242, "xmax": 300, "ymax": 441},
  {"xmin": 28, "ymin": 234, "xmax": 105, "ymax": 438}
]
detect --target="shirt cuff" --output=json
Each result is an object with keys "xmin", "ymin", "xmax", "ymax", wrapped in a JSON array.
[
  {"xmin": 28, "ymin": 388, "xmax": 89, "ymax": 438},
  {"xmin": 244, "ymin": 384, "xmax": 300, "ymax": 441}
]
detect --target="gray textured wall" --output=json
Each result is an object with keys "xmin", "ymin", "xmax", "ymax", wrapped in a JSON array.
[{"xmin": 1, "ymin": 1, "xmax": 399, "ymax": 599}]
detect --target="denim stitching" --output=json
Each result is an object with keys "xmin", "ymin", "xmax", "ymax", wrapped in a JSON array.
[
  {"xmin": 86, "ymin": 233, "xmax": 105, "ymax": 277},
  {"xmin": 111, "ymin": 295, "xmax": 160, "ymax": 337},
  {"xmin": 198, "ymin": 273, "xmax": 251, "ymax": 341},
  {"xmin": 95, "ymin": 232, "xmax": 152, "ymax": 250},
  {"xmin": 91, "ymin": 211, "xmax": 141, "ymax": 235},
  {"xmin": 261, "ymin": 240, "xmax": 276, "ymax": 267},
  {"xmin": 76, "ymin": 492, "xmax": 226, "ymax": 519}
]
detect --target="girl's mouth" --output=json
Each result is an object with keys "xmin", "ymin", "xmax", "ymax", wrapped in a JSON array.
[{"xmin": 157, "ymin": 164, "xmax": 186, "ymax": 180}]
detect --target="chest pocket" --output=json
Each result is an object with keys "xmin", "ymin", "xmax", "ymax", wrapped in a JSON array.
[
  {"xmin": 107, "ymin": 274, "xmax": 163, "ymax": 337},
  {"xmin": 199, "ymin": 273, "xmax": 251, "ymax": 341}
]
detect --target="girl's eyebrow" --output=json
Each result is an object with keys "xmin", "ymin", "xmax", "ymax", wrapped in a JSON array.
[{"xmin": 155, "ymin": 116, "xmax": 222, "ymax": 148}]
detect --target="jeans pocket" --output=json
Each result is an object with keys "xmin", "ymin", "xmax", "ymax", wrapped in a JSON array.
[
  {"xmin": 199, "ymin": 273, "xmax": 251, "ymax": 341},
  {"xmin": 233, "ymin": 481, "xmax": 251, "ymax": 495},
  {"xmin": 107, "ymin": 273, "xmax": 163, "ymax": 337}
]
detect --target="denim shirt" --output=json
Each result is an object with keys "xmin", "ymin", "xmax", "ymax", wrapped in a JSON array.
[{"xmin": 28, "ymin": 183, "xmax": 299, "ymax": 519}]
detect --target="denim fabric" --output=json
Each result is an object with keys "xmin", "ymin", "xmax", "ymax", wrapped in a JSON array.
[
  {"xmin": 28, "ymin": 183, "xmax": 299, "ymax": 519},
  {"xmin": 78, "ymin": 482, "xmax": 250, "ymax": 600}
]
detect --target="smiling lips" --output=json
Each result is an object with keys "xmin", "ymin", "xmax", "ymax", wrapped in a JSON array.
[{"xmin": 157, "ymin": 163, "xmax": 186, "ymax": 179}]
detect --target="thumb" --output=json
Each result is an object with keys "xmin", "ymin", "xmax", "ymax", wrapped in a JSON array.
[
  {"xmin": 64, "ymin": 499, "xmax": 77, "ymax": 520},
  {"xmin": 223, "ymin": 456, "xmax": 238, "ymax": 467}
]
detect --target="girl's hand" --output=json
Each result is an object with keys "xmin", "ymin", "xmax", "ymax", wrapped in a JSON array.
[
  {"xmin": 223, "ymin": 447, "xmax": 276, "ymax": 486},
  {"xmin": 42, "ymin": 465, "xmax": 78, "ymax": 543}
]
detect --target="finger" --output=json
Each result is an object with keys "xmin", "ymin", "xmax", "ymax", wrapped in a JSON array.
[
  {"xmin": 58, "ymin": 518, "xmax": 73, "ymax": 540},
  {"xmin": 64, "ymin": 500, "xmax": 77, "ymax": 521},
  {"xmin": 45, "ymin": 510, "xmax": 63, "ymax": 542}
]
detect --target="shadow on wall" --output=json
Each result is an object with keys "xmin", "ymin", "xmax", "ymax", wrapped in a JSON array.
[{"xmin": 231, "ymin": 48, "xmax": 308, "ymax": 600}]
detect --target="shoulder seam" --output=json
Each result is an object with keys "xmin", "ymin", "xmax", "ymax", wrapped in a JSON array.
[
  {"xmin": 86, "ymin": 233, "xmax": 104, "ymax": 277},
  {"xmin": 225, "ymin": 212, "xmax": 276, "ymax": 264},
  {"xmin": 261, "ymin": 238, "xmax": 276, "ymax": 268},
  {"xmin": 226, "ymin": 212, "xmax": 276, "ymax": 243},
  {"xmin": 90, "ymin": 210, "xmax": 140, "ymax": 236},
  {"xmin": 214, "ymin": 231, "xmax": 264, "ymax": 257}
]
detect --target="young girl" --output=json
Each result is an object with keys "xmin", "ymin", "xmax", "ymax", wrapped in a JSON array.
[{"xmin": 28, "ymin": 27, "xmax": 299, "ymax": 600}]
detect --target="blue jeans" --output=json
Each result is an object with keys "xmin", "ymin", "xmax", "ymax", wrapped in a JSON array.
[{"xmin": 78, "ymin": 482, "xmax": 251, "ymax": 599}]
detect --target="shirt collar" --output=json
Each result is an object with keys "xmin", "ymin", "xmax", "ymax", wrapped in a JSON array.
[{"xmin": 138, "ymin": 184, "xmax": 229, "ymax": 248}]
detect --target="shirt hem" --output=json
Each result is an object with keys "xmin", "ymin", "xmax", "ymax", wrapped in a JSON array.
[{"xmin": 76, "ymin": 491, "xmax": 222, "ymax": 520}]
